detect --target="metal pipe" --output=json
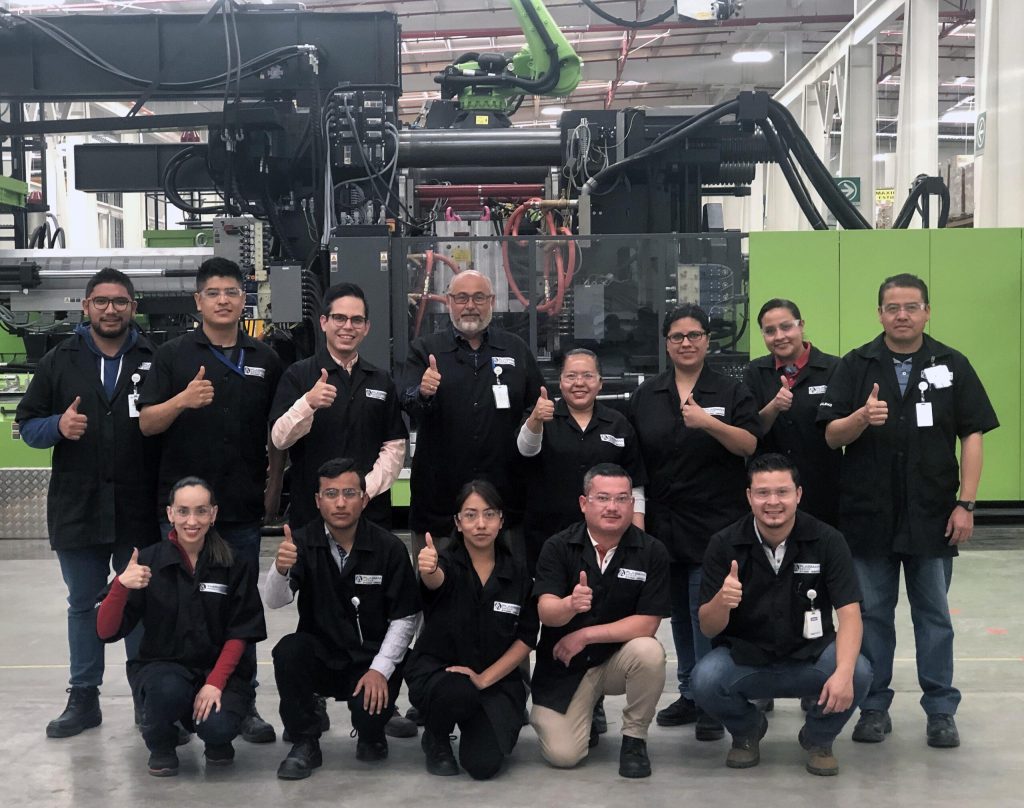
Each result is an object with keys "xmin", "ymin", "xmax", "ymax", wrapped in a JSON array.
[
  {"xmin": 399, "ymin": 129, "xmax": 562, "ymax": 168},
  {"xmin": 415, "ymin": 184, "xmax": 544, "ymax": 199}
]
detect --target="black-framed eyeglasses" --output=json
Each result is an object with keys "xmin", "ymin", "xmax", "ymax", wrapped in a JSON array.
[
  {"xmin": 448, "ymin": 292, "xmax": 493, "ymax": 305},
  {"xmin": 325, "ymin": 313, "xmax": 367, "ymax": 327},
  {"xmin": 89, "ymin": 296, "xmax": 132, "ymax": 312},
  {"xmin": 666, "ymin": 330, "xmax": 707, "ymax": 344}
]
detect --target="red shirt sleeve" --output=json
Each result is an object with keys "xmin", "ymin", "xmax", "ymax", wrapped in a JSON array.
[
  {"xmin": 205, "ymin": 638, "xmax": 246, "ymax": 691},
  {"xmin": 96, "ymin": 577, "xmax": 130, "ymax": 640}
]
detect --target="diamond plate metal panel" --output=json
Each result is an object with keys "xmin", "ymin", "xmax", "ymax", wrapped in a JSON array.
[{"xmin": 0, "ymin": 468, "xmax": 50, "ymax": 539}]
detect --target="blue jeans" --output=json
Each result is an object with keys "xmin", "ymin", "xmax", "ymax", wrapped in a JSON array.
[
  {"xmin": 692, "ymin": 642, "xmax": 872, "ymax": 746},
  {"xmin": 669, "ymin": 562, "xmax": 711, "ymax": 700},
  {"xmin": 57, "ymin": 543, "xmax": 142, "ymax": 688},
  {"xmin": 854, "ymin": 554, "xmax": 959, "ymax": 716}
]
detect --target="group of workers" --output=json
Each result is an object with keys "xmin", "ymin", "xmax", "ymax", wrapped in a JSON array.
[{"xmin": 17, "ymin": 257, "xmax": 997, "ymax": 782}]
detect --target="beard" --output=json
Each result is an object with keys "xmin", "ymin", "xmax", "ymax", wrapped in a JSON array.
[
  {"xmin": 91, "ymin": 319, "xmax": 130, "ymax": 340},
  {"xmin": 450, "ymin": 308, "xmax": 493, "ymax": 336}
]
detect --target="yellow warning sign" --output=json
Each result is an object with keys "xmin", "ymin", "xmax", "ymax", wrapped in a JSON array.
[
  {"xmin": 475, "ymin": 115, "xmax": 489, "ymax": 126},
  {"xmin": 876, "ymin": 187, "xmax": 896, "ymax": 204}
]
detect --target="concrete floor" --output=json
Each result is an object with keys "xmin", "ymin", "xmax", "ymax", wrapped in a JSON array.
[{"xmin": 2, "ymin": 528, "xmax": 1023, "ymax": 808}]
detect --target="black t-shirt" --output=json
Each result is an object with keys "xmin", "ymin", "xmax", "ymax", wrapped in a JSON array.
[
  {"xmin": 531, "ymin": 523, "xmax": 671, "ymax": 713},
  {"xmin": 629, "ymin": 365, "xmax": 761, "ymax": 564},
  {"xmin": 269, "ymin": 347, "xmax": 407, "ymax": 529},
  {"xmin": 699, "ymin": 512, "xmax": 861, "ymax": 667},
  {"xmin": 138, "ymin": 328, "xmax": 283, "ymax": 523}
]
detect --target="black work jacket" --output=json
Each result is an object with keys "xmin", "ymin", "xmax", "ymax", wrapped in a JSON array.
[
  {"xmin": 15, "ymin": 326, "xmax": 160, "ymax": 550},
  {"xmin": 406, "ymin": 540, "xmax": 538, "ymax": 754},
  {"xmin": 744, "ymin": 346, "xmax": 842, "ymax": 526},
  {"xmin": 104, "ymin": 535, "xmax": 266, "ymax": 686},
  {"xmin": 270, "ymin": 348, "xmax": 407, "ymax": 528},
  {"xmin": 401, "ymin": 325, "xmax": 543, "ymax": 535},
  {"xmin": 531, "ymin": 523, "xmax": 671, "ymax": 713},
  {"xmin": 288, "ymin": 516, "xmax": 420, "ymax": 670},
  {"xmin": 699, "ymin": 513, "xmax": 861, "ymax": 667},
  {"xmin": 138, "ymin": 328, "xmax": 283, "ymax": 523},
  {"xmin": 629, "ymin": 366, "xmax": 760, "ymax": 564},
  {"xmin": 817, "ymin": 333, "xmax": 998, "ymax": 557}
]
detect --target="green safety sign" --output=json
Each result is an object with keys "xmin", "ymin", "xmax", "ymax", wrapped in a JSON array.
[{"xmin": 834, "ymin": 177, "xmax": 861, "ymax": 205}]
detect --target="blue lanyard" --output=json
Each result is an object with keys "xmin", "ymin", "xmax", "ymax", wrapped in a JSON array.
[{"xmin": 209, "ymin": 346, "xmax": 246, "ymax": 378}]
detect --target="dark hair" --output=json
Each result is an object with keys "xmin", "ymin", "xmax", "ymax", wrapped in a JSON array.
[
  {"xmin": 168, "ymin": 476, "xmax": 232, "ymax": 566},
  {"xmin": 451, "ymin": 479, "xmax": 509, "ymax": 553},
  {"xmin": 562, "ymin": 347, "xmax": 601, "ymax": 375},
  {"xmin": 878, "ymin": 273, "xmax": 929, "ymax": 306},
  {"xmin": 583, "ymin": 462, "xmax": 632, "ymax": 494},
  {"xmin": 316, "ymin": 457, "xmax": 366, "ymax": 493},
  {"xmin": 321, "ymin": 282, "xmax": 369, "ymax": 319},
  {"xmin": 196, "ymin": 257, "xmax": 244, "ymax": 290},
  {"xmin": 746, "ymin": 453, "xmax": 801, "ymax": 488},
  {"xmin": 663, "ymin": 303, "xmax": 710, "ymax": 337},
  {"xmin": 756, "ymin": 298, "xmax": 802, "ymax": 327},
  {"xmin": 86, "ymin": 267, "xmax": 135, "ymax": 299}
]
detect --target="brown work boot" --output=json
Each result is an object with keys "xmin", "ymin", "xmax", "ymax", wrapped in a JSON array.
[
  {"xmin": 799, "ymin": 727, "xmax": 839, "ymax": 776},
  {"xmin": 726, "ymin": 714, "xmax": 767, "ymax": 769}
]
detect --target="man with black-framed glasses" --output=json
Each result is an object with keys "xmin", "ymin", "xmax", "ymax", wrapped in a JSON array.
[{"xmin": 17, "ymin": 267, "xmax": 160, "ymax": 738}]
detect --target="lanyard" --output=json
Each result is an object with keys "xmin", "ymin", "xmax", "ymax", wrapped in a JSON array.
[{"xmin": 209, "ymin": 346, "xmax": 246, "ymax": 378}]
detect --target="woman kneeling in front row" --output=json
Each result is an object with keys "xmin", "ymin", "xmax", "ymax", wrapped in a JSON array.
[
  {"xmin": 406, "ymin": 480, "xmax": 539, "ymax": 779},
  {"xmin": 97, "ymin": 476, "xmax": 267, "ymax": 776}
]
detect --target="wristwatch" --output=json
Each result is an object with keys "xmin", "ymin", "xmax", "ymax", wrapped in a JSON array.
[{"xmin": 955, "ymin": 500, "xmax": 976, "ymax": 512}]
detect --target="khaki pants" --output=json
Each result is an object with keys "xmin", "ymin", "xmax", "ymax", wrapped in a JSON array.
[{"xmin": 531, "ymin": 636, "xmax": 666, "ymax": 768}]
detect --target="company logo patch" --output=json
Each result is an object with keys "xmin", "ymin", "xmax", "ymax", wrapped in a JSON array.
[
  {"xmin": 702, "ymin": 406, "xmax": 726, "ymax": 417},
  {"xmin": 199, "ymin": 582, "xmax": 228, "ymax": 595},
  {"xmin": 138, "ymin": 362, "xmax": 152, "ymax": 371},
  {"xmin": 243, "ymin": 366, "xmax": 266, "ymax": 378},
  {"xmin": 354, "ymin": 574, "xmax": 383, "ymax": 585},
  {"xmin": 493, "ymin": 601, "xmax": 521, "ymax": 615},
  {"xmin": 492, "ymin": 356, "xmax": 516, "ymax": 366},
  {"xmin": 617, "ymin": 568, "xmax": 647, "ymax": 582},
  {"xmin": 794, "ymin": 563, "xmax": 820, "ymax": 574},
  {"xmin": 365, "ymin": 388, "xmax": 387, "ymax": 401},
  {"xmin": 808, "ymin": 385, "xmax": 827, "ymax": 395},
  {"xmin": 600, "ymin": 433, "xmax": 625, "ymax": 447}
]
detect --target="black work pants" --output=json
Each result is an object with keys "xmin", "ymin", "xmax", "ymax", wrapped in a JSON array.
[
  {"xmin": 136, "ymin": 662, "xmax": 242, "ymax": 753},
  {"xmin": 273, "ymin": 632, "xmax": 401, "ymax": 742},
  {"xmin": 425, "ymin": 672, "xmax": 504, "ymax": 780}
]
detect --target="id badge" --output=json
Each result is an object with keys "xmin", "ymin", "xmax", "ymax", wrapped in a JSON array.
[
  {"xmin": 128, "ymin": 394, "xmax": 140, "ymax": 418},
  {"xmin": 916, "ymin": 401, "xmax": 933, "ymax": 427},
  {"xmin": 803, "ymin": 608, "xmax": 823, "ymax": 640},
  {"xmin": 492, "ymin": 384, "xmax": 510, "ymax": 409}
]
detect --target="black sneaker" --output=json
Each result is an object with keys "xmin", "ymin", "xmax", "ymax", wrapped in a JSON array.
[
  {"xmin": 241, "ymin": 701, "xmax": 276, "ymax": 744},
  {"xmin": 851, "ymin": 709, "xmax": 892, "ymax": 743},
  {"xmin": 277, "ymin": 739, "xmax": 323, "ymax": 780},
  {"xmin": 46, "ymin": 686, "xmax": 102, "ymax": 739},
  {"xmin": 147, "ymin": 749, "xmax": 179, "ymax": 777},
  {"xmin": 695, "ymin": 710, "xmax": 725, "ymax": 741},
  {"xmin": 421, "ymin": 729, "xmax": 459, "ymax": 776},
  {"xmin": 204, "ymin": 742, "xmax": 235, "ymax": 766},
  {"xmin": 656, "ymin": 696, "xmax": 698, "ymax": 727},
  {"xmin": 618, "ymin": 736, "xmax": 651, "ymax": 779},
  {"xmin": 592, "ymin": 698, "xmax": 608, "ymax": 734},
  {"xmin": 926, "ymin": 714, "xmax": 960, "ymax": 748},
  {"xmin": 356, "ymin": 735, "xmax": 389, "ymax": 761},
  {"xmin": 283, "ymin": 695, "xmax": 330, "ymax": 743}
]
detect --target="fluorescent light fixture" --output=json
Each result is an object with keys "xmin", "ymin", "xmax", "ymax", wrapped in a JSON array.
[
  {"xmin": 953, "ymin": 75, "xmax": 970, "ymax": 85},
  {"xmin": 541, "ymin": 106, "xmax": 566, "ymax": 116},
  {"xmin": 732, "ymin": 50, "xmax": 773, "ymax": 64},
  {"xmin": 940, "ymin": 109, "xmax": 977, "ymax": 125},
  {"xmin": 874, "ymin": 154, "xmax": 890, "ymax": 162}
]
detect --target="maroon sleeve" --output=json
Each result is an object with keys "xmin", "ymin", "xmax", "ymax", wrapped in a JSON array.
[
  {"xmin": 204, "ymin": 638, "xmax": 247, "ymax": 691},
  {"xmin": 96, "ymin": 577, "xmax": 130, "ymax": 640}
]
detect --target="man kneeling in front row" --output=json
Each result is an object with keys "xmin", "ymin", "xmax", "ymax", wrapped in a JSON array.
[{"xmin": 692, "ymin": 453, "xmax": 872, "ymax": 776}]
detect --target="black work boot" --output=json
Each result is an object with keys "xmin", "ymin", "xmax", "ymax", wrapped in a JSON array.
[
  {"xmin": 283, "ymin": 695, "xmax": 330, "ymax": 743},
  {"xmin": 241, "ymin": 700, "xmax": 276, "ymax": 744},
  {"xmin": 618, "ymin": 736, "xmax": 652, "ymax": 778},
  {"xmin": 277, "ymin": 739, "xmax": 323, "ymax": 780},
  {"xmin": 421, "ymin": 729, "xmax": 459, "ymax": 776},
  {"xmin": 46, "ymin": 686, "xmax": 102, "ymax": 738}
]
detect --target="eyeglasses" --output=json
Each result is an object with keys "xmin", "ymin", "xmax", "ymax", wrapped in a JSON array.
[
  {"xmin": 325, "ymin": 313, "xmax": 367, "ymax": 327},
  {"xmin": 317, "ymin": 488, "xmax": 363, "ymax": 501},
  {"xmin": 561, "ymin": 372, "xmax": 599, "ymax": 383},
  {"xmin": 880, "ymin": 302, "xmax": 924, "ymax": 315},
  {"xmin": 666, "ymin": 330, "xmax": 707, "ymax": 344},
  {"xmin": 587, "ymin": 493, "xmax": 634, "ymax": 506},
  {"xmin": 171, "ymin": 506, "xmax": 213, "ymax": 518},
  {"xmin": 749, "ymin": 487, "xmax": 798, "ymax": 501},
  {"xmin": 761, "ymin": 320, "xmax": 801, "ymax": 337},
  {"xmin": 89, "ymin": 296, "xmax": 132, "ymax": 312},
  {"xmin": 457, "ymin": 508, "xmax": 502, "ymax": 522},
  {"xmin": 448, "ymin": 292, "xmax": 493, "ymax": 306},
  {"xmin": 199, "ymin": 287, "xmax": 244, "ymax": 300}
]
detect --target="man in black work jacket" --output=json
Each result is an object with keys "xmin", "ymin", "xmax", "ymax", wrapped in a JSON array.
[
  {"xmin": 818, "ymin": 273, "xmax": 999, "ymax": 750},
  {"xmin": 263, "ymin": 457, "xmax": 420, "ymax": 780},
  {"xmin": 270, "ymin": 282, "xmax": 407, "ymax": 529},
  {"xmin": 531, "ymin": 463, "xmax": 670, "ymax": 779},
  {"xmin": 692, "ymin": 453, "xmax": 871, "ymax": 776},
  {"xmin": 16, "ymin": 267, "xmax": 159, "ymax": 738},
  {"xmin": 138, "ymin": 256, "xmax": 284, "ymax": 743},
  {"xmin": 401, "ymin": 270, "xmax": 543, "ymax": 560}
]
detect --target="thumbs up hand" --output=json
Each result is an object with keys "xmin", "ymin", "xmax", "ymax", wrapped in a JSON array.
[
  {"xmin": 681, "ymin": 393, "xmax": 713, "ymax": 429},
  {"xmin": 59, "ymin": 396, "xmax": 88, "ymax": 440},
  {"xmin": 569, "ymin": 570, "xmax": 592, "ymax": 613},
  {"xmin": 862, "ymin": 382, "xmax": 888, "ymax": 427},
  {"xmin": 305, "ymin": 368, "xmax": 338, "ymax": 410},
  {"xmin": 181, "ymin": 365, "xmax": 214, "ymax": 410},
  {"xmin": 772, "ymin": 375, "xmax": 794, "ymax": 413},
  {"xmin": 718, "ymin": 560, "xmax": 742, "ymax": 609},
  {"xmin": 120, "ymin": 548, "xmax": 152, "ymax": 590},
  {"xmin": 418, "ymin": 532, "xmax": 439, "ymax": 576},
  {"xmin": 419, "ymin": 354, "xmax": 442, "ymax": 398},
  {"xmin": 528, "ymin": 386, "xmax": 555, "ymax": 429},
  {"xmin": 275, "ymin": 525, "xmax": 298, "ymax": 575}
]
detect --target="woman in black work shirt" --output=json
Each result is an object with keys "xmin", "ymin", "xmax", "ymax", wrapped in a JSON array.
[
  {"xmin": 97, "ymin": 477, "xmax": 266, "ymax": 777},
  {"xmin": 628, "ymin": 304, "xmax": 759, "ymax": 734},
  {"xmin": 517, "ymin": 348, "xmax": 648, "ymax": 575},
  {"xmin": 406, "ymin": 480, "xmax": 538, "ymax": 780},
  {"xmin": 743, "ymin": 298, "xmax": 841, "ymax": 525}
]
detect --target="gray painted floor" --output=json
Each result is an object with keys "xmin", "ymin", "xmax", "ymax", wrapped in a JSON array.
[{"xmin": 2, "ymin": 529, "xmax": 1022, "ymax": 808}]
